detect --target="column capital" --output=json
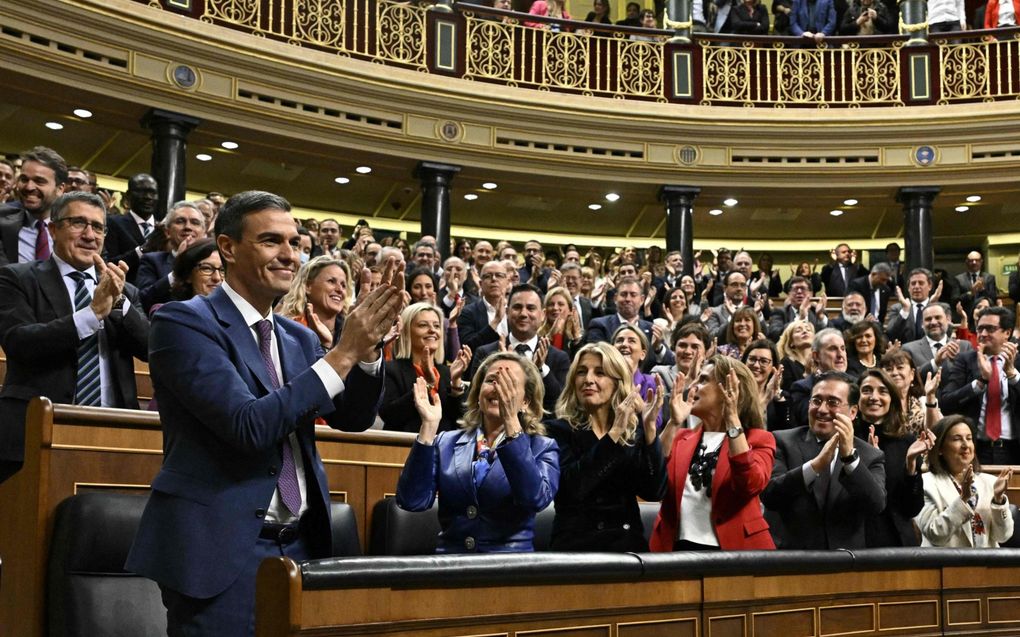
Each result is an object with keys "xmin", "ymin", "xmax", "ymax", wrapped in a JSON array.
[
  {"xmin": 896, "ymin": 186, "xmax": 941, "ymax": 204},
  {"xmin": 140, "ymin": 109, "xmax": 201, "ymax": 138},
  {"xmin": 414, "ymin": 161, "xmax": 461, "ymax": 184},
  {"xmin": 658, "ymin": 185, "xmax": 701, "ymax": 203}
]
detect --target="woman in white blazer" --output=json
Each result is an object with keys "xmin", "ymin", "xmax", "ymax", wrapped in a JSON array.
[{"xmin": 916, "ymin": 415, "xmax": 1014, "ymax": 548}]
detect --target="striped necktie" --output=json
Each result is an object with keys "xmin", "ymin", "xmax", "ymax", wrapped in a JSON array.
[{"xmin": 69, "ymin": 271, "xmax": 101, "ymax": 406}]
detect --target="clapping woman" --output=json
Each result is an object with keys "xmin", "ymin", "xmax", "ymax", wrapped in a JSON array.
[
  {"xmin": 650, "ymin": 356, "xmax": 776, "ymax": 551},
  {"xmin": 396, "ymin": 352, "xmax": 559, "ymax": 552}
]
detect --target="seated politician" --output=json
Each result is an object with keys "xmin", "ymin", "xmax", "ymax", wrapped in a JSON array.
[
  {"xmin": 277, "ymin": 255, "xmax": 351, "ymax": 349},
  {"xmin": 396, "ymin": 352, "xmax": 559, "ymax": 553}
]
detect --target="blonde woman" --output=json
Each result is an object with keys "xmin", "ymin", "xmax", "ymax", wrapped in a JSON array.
[
  {"xmin": 546, "ymin": 342, "xmax": 667, "ymax": 551},
  {"xmin": 777, "ymin": 319, "xmax": 814, "ymax": 392},
  {"xmin": 278, "ymin": 255, "xmax": 352, "ymax": 349}
]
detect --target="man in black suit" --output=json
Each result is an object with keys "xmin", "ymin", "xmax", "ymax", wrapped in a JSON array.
[
  {"xmin": 819, "ymin": 243, "xmax": 863, "ymax": 297},
  {"xmin": 456, "ymin": 259, "xmax": 508, "ymax": 351},
  {"xmin": 954, "ymin": 250, "xmax": 999, "ymax": 317},
  {"xmin": 847, "ymin": 262, "xmax": 892, "ymax": 326},
  {"xmin": 467, "ymin": 284, "xmax": 569, "ymax": 412},
  {"xmin": 136, "ymin": 201, "xmax": 207, "ymax": 312},
  {"xmin": 941, "ymin": 306, "xmax": 1020, "ymax": 465},
  {"xmin": 901, "ymin": 302, "xmax": 973, "ymax": 382},
  {"xmin": 0, "ymin": 146, "xmax": 67, "ymax": 266},
  {"xmin": 763, "ymin": 371, "xmax": 886, "ymax": 549},
  {"xmin": 884, "ymin": 267, "xmax": 936, "ymax": 344},
  {"xmin": 872, "ymin": 242, "xmax": 905, "ymax": 294},
  {"xmin": 0, "ymin": 192, "xmax": 149, "ymax": 484},
  {"xmin": 104, "ymin": 173, "xmax": 159, "ymax": 284}
]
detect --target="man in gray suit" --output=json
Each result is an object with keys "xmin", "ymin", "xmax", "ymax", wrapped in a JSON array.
[
  {"xmin": 954, "ymin": 251, "xmax": 998, "ymax": 316},
  {"xmin": 763, "ymin": 371, "xmax": 886, "ymax": 549},
  {"xmin": 902, "ymin": 302, "xmax": 972, "ymax": 381}
]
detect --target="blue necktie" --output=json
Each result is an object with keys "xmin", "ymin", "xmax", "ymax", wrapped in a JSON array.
[
  {"xmin": 69, "ymin": 272, "xmax": 101, "ymax": 406},
  {"xmin": 254, "ymin": 319, "xmax": 302, "ymax": 516}
]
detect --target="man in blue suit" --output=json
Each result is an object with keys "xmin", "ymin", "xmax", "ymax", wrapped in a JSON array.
[
  {"xmin": 136, "ymin": 201, "xmax": 207, "ymax": 313},
  {"xmin": 791, "ymin": 0, "xmax": 837, "ymax": 43},
  {"xmin": 126, "ymin": 191, "xmax": 404, "ymax": 636},
  {"xmin": 585, "ymin": 276, "xmax": 673, "ymax": 369}
]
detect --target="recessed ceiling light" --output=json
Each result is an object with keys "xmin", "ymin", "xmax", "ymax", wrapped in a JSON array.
[
  {"xmin": 73, "ymin": 108, "xmax": 93, "ymax": 118},
  {"xmin": 355, "ymin": 166, "xmax": 372, "ymax": 174},
  {"xmin": 482, "ymin": 182, "xmax": 498, "ymax": 190},
  {"xmin": 723, "ymin": 198, "xmax": 738, "ymax": 206},
  {"xmin": 334, "ymin": 177, "xmax": 350, "ymax": 185},
  {"xmin": 843, "ymin": 198, "xmax": 858, "ymax": 206},
  {"xmin": 45, "ymin": 122, "xmax": 63, "ymax": 130},
  {"xmin": 955, "ymin": 205, "xmax": 969, "ymax": 212},
  {"xmin": 829, "ymin": 210, "xmax": 844, "ymax": 216},
  {"xmin": 588, "ymin": 204, "xmax": 602, "ymax": 211},
  {"xmin": 195, "ymin": 153, "xmax": 212, "ymax": 161},
  {"xmin": 966, "ymin": 195, "xmax": 981, "ymax": 203},
  {"xmin": 220, "ymin": 141, "xmax": 239, "ymax": 150},
  {"xmin": 605, "ymin": 193, "xmax": 620, "ymax": 202},
  {"xmin": 708, "ymin": 209, "xmax": 723, "ymax": 216},
  {"xmin": 464, "ymin": 193, "xmax": 478, "ymax": 201}
]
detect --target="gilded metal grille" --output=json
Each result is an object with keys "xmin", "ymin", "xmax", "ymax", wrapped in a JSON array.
[
  {"xmin": 938, "ymin": 34, "xmax": 1020, "ymax": 103},
  {"xmin": 291, "ymin": 0, "xmax": 346, "ymax": 49},
  {"xmin": 702, "ymin": 41, "xmax": 902, "ymax": 107}
]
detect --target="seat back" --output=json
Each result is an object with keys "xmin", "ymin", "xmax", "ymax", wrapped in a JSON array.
[
  {"xmin": 46, "ymin": 492, "xmax": 166, "ymax": 637},
  {"xmin": 369, "ymin": 497, "xmax": 441, "ymax": 555},
  {"xmin": 639, "ymin": 501, "xmax": 661, "ymax": 544},
  {"xmin": 329, "ymin": 501, "xmax": 362, "ymax": 556}
]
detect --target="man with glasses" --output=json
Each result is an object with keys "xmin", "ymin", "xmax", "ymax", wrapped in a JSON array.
[
  {"xmin": 0, "ymin": 146, "xmax": 67, "ymax": 265},
  {"xmin": 763, "ymin": 371, "xmax": 886, "ymax": 549},
  {"xmin": 767, "ymin": 275, "xmax": 828, "ymax": 340},
  {"xmin": 942, "ymin": 306, "xmax": 1020, "ymax": 464},
  {"xmin": 0, "ymin": 191, "xmax": 148, "ymax": 484},
  {"xmin": 788, "ymin": 328, "xmax": 849, "ymax": 428},
  {"xmin": 104, "ymin": 173, "xmax": 159, "ymax": 285},
  {"xmin": 457, "ymin": 259, "xmax": 509, "ymax": 350},
  {"xmin": 136, "ymin": 201, "xmax": 207, "ymax": 313}
]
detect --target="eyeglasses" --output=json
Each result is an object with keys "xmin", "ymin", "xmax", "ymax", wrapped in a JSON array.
[
  {"xmin": 809, "ymin": 397, "xmax": 847, "ymax": 409},
  {"xmin": 57, "ymin": 216, "xmax": 106, "ymax": 235},
  {"xmin": 195, "ymin": 264, "xmax": 225, "ymax": 276},
  {"xmin": 481, "ymin": 272, "xmax": 507, "ymax": 280},
  {"xmin": 745, "ymin": 356, "xmax": 773, "ymax": 367},
  {"xmin": 66, "ymin": 177, "xmax": 90, "ymax": 187},
  {"xmin": 975, "ymin": 324, "xmax": 1004, "ymax": 333}
]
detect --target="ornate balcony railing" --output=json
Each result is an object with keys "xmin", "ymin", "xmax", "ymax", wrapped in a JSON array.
[{"xmin": 148, "ymin": 0, "xmax": 1020, "ymax": 107}]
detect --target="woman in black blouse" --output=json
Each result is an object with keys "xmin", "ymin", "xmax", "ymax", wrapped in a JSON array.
[{"xmin": 546, "ymin": 342, "xmax": 667, "ymax": 551}]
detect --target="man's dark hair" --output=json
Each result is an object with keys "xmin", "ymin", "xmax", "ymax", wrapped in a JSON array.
[
  {"xmin": 639, "ymin": 8, "xmax": 655, "ymax": 18},
  {"xmin": 788, "ymin": 275, "xmax": 809, "ymax": 290},
  {"xmin": 127, "ymin": 173, "xmax": 157, "ymax": 191},
  {"xmin": 672, "ymin": 321, "xmax": 710, "ymax": 350},
  {"xmin": 21, "ymin": 146, "xmax": 68, "ymax": 185},
  {"xmin": 508, "ymin": 283, "xmax": 543, "ymax": 304},
  {"xmin": 319, "ymin": 218, "xmax": 340, "ymax": 230},
  {"xmin": 978, "ymin": 306, "xmax": 1016, "ymax": 332},
  {"xmin": 908, "ymin": 267, "xmax": 932, "ymax": 284},
  {"xmin": 724, "ymin": 269, "xmax": 747, "ymax": 286},
  {"xmin": 297, "ymin": 226, "xmax": 312, "ymax": 238},
  {"xmin": 214, "ymin": 191, "xmax": 291, "ymax": 241},
  {"xmin": 813, "ymin": 370, "xmax": 860, "ymax": 406},
  {"xmin": 51, "ymin": 191, "xmax": 105, "ymax": 221}
]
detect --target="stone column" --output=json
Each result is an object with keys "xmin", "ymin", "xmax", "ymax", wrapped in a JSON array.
[
  {"xmin": 664, "ymin": 0, "xmax": 694, "ymax": 42},
  {"xmin": 141, "ymin": 109, "xmax": 200, "ymax": 222},
  {"xmin": 414, "ymin": 161, "xmax": 461, "ymax": 261},
  {"xmin": 899, "ymin": 0, "xmax": 929, "ymax": 46},
  {"xmin": 658, "ymin": 185, "xmax": 701, "ymax": 277},
  {"xmin": 896, "ymin": 186, "xmax": 940, "ymax": 272}
]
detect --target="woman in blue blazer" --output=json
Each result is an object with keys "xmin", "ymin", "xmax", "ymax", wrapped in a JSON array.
[{"xmin": 396, "ymin": 352, "xmax": 560, "ymax": 553}]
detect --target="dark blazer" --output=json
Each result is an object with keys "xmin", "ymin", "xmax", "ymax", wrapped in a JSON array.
[
  {"xmin": 545, "ymin": 418, "xmax": 667, "ymax": 552},
  {"xmin": 1009, "ymin": 271, "xmax": 1020, "ymax": 305},
  {"xmin": 766, "ymin": 304, "xmax": 827, "ymax": 341},
  {"xmin": 941, "ymin": 350, "xmax": 1020, "ymax": 439},
  {"xmin": 456, "ymin": 298, "xmax": 500, "ymax": 351},
  {"xmin": 125, "ymin": 287, "xmax": 382, "ymax": 598},
  {"xmin": 104, "ymin": 214, "xmax": 148, "ymax": 284},
  {"xmin": 729, "ymin": 2, "xmax": 770, "ymax": 32},
  {"xmin": 136, "ymin": 251, "xmax": 175, "ymax": 313},
  {"xmin": 858, "ymin": 428, "xmax": 922, "ymax": 547},
  {"xmin": 762, "ymin": 426, "xmax": 886, "ymax": 549},
  {"xmin": 395, "ymin": 429, "xmax": 559, "ymax": 553},
  {"xmin": 848, "ymin": 275, "xmax": 891, "ymax": 325},
  {"xmin": 788, "ymin": 374, "xmax": 819, "ymax": 429},
  {"xmin": 0, "ymin": 258, "xmax": 148, "ymax": 482},
  {"xmin": 0, "ymin": 211, "xmax": 28, "ymax": 266},
  {"xmin": 584, "ymin": 314, "xmax": 653, "ymax": 346},
  {"xmin": 820, "ymin": 261, "xmax": 862, "ymax": 297},
  {"xmin": 468, "ymin": 338, "xmax": 570, "ymax": 413},
  {"xmin": 650, "ymin": 427, "xmax": 776, "ymax": 551},
  {"xmin": 954, "ymin": 271, "xmax": 998, "ymax": 313},
  {"xmin": 380, "ymin": 358, "xmax": 463, "ymax": 433},
  {"xmin": 518, "ymin": 266, "xmax": 551, "ymax": 293},
  {"xmin": 884, "ymin": 301, "xmax": 926, "ymax": 344},
  {"xmin": 577, "ymin": 295, "xmax": 596, "ymax": 332},
  {"xmin": 790, "ymin": 0, "xmax": 837, "ymax": 34}
]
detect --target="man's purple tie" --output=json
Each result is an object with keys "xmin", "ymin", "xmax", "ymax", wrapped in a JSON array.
[
  {"xmin": 35, "ymin": 220, "xmax": 50, "ymax": 260},
  {"xmin": 255, "ymin": 319, "xmax": 301, "ymax": 516}
]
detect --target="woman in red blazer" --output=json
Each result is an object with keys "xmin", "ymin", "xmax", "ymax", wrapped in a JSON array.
[{"xmin": 650, "ymin": 355, "xmax": 776, "ymax": 551}]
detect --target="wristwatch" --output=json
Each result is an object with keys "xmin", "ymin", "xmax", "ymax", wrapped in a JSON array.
[
  {"xmin": 840, "ymin": 449, "xmax": 859, "ymax": 464},
  {"xmin": 726, "ymin": 426, "xmax": 743, "ymax": 440},
  {"xmin": 112, "ymin": 294, "xmax": 126, "ymax": 311}
]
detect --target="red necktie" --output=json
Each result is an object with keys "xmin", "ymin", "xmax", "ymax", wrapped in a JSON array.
[
  {"xmin": 987, "ymin": 356, "xmax": 1002, "ymax": 441},
  {"xmin": 35, "ymin": 220, "xmax": 50, "ymax": 260}
]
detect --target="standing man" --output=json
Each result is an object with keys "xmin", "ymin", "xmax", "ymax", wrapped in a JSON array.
[
  {"xmin": 0, "ymin": 191, "xmax": 148, "ymax": 483},
  {"xmin": 885, "ymin": 268, "xmax": 935, "ymax": 344},
  {"xmin": 104, "ymin": 173, "xmax": 159, "ymax": 284},
  {"xmin": 0, "ymin": 146, "xmax": 67, "ymax": 265},
  {"xmin": 126, "ymin": 191, "xmax": 402, "ymax": 635},
  {"xmin": 902, "ymin": 302, "xmax": 972, "ymax": 381},
  {"xmin": 136, "ymin": 201, "xmax": 207, "ymax": 313},
  {"xmin": 763, "ymin": 371, "xmax": 886, "ymax": 549},
  {"xmin": 954, "ymin": 251, "xmax": 998, "ymax": 317},
  {"xmin": 788, "ymin": 328, "xmax": 849, "ymax": 428},
  {"xmin": 820, "ymin": 243, "xmax": 862, "ymax": 297},
  {"xmin": 457, "ymin": 259, "xmax": 509, "ymax": 351},
  {"xmin": 847, "ymin": 262, "xmax": 892, "ymax": 326}
]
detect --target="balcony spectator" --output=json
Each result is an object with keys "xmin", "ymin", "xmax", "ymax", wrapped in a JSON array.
[
  {"xmin": 729, "ymin": 0, "xmax": 770, "ymax": 32},
  {"xmin": 526, "ymin": 0, "xmax": 571, "ymax": 29},
  {"xmin": 839, "ymin": 0, "xmax": 893, "ymax": 33},
  {"xmin": 984, "ymin": 0, "xmax": 1020, "ymax": 26},
  {"xmin": 585, "ymin": 0, "xmax": 613, "ymax": 22},
  {"xmin": 773, "ymin": 0, "xmax": 795, "ymax": 33},
  {"xmin": 617, "ymin": 1, "xmax": 643, "ymax": 24},
  {"xmin": 630, "ymin": 9, "xmax": 661, "ymax": 38}
]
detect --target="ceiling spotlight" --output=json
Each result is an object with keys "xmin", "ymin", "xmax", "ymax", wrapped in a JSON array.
[
  {"xmin": 45, "ymin": 122, "xmax": 64, "ymax": 130},
  {"xmin": 355, "ymin": 166, "xmax": 372, "ymax": 174},
  {"xmin": 723, "ymin": 198, "xmax": 738, "ymax": 206},
  {"xmin": 464, "ymin": 193, "xmax": 478, "ymax": 201},
  {"xmin": 73, "ymin": 108, "xmax": 93, "ymax": 118},
  {"xmin": 966, "ymin": 195, "xmax": 982, "ymax": 203},
  {"xmin": 588, "ymin": 204, "xmax": 602, "ymax": 211},
  {"xmin": 334, "ymin": 177, "xmax": 350, "ymax": 185},
  {"xmin": 829, "ymin": 210, "xmax": 844, "ymax": 216},
  {"xmin": 482, "ymin": 182, "xmax": 498, "ymax": 190},
  {"xmin": 605, "ymin": 193, "xmax": 620, "ymax": 202},
  {"xmin": 708, "ymin": 209, "xmax": 723, "ymax": 216},
  {"xmin": 843, "ymin": 198, "xmax": 858, "ymax": 206},
  {"xmin": 195, "ymin": 153, "xmax": 212, "ymax": 161},
  {"xmin": 955, "ymin": 205, "xmax": 969, "ymax": 212},
  {"xmin": 221, "ymin": 141, "xmax": 239, "ymax": 150}
]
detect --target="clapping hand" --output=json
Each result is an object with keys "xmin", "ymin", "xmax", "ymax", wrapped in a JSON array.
[
  {"xmin": 905, "ymin": 429, "xmax": 935, "ymax": 475},
  {"xmin": 994, "ymin": 466, "xmax": 1014, "ymax": 504},
  {"xmin": 495, "ymin": 365, "xmax": 525, "ymax": 437},
  {"xmin": 638, "ymin": 377, "xmax": 664, "ymax": 445},
  {"xmin": 449, "ymin": 345, "xmax": 472, "ymax": 385},
  {"xmin": 412, "ymin": 377, "xmax": 442, "ymax": 444}
]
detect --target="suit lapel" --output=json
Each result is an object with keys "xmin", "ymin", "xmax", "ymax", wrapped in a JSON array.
[
  {"xmin": 208, "ymin": 287, "xmax": 277, "ymax": 394},
  {"xmin": 275, "ymin": 319, "xmax": 302, "ymax": 384},
  {"xmin": 799, "ymin": 429, "xmax": 829, "ymax": 510},
  {"xmin": 671, "ymin": 428, "xmax": 700, "ymax": 491},
  {"xmin": 38, "ymin": 258, "xmax": 74, "ymax": 317}
]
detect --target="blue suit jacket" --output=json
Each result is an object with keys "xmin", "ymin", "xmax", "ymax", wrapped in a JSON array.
[
  {"xmin": 791, "ymin": 0, "xmax": 836, "ymax": 36},
  {"xmin": 456, "ymin": 298, "xmax": 500, "ymax": 351},
  {"xmin": 126, "ymin": 286, "xmax": 382, "ymax": 598},
  {"xmin": 584, "ymin": 314, "xmax": 653, "ymax": 346},
  {"xmin": 396, "ymin": 429, "xmax": 559, "ymax": 552},
  {"xmin": 136, "ymin": 251, "xmax": 174, "ymax": 313}
]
